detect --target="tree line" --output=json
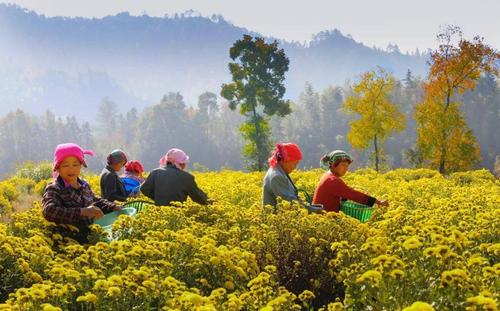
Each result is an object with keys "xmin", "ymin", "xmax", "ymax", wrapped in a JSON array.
[
  {"xmin": 0, "ymin": 72, "xmax": 498, "ymax": 177},
  {"xmin": 0, "ymin": 26, "xmax": 498, "ymax": 177}
]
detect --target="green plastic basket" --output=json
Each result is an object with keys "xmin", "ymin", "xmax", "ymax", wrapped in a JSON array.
[
  {"xmin": 123, "ymin": 200, "xmax": 151, "ymax": 213},
  {"xmin": 94, "ymin": 207, "xmax": 137, "ymax": 231},
  {"xmin": 340, "ymin": 200, "xmax": 374, "ymax": 223}
]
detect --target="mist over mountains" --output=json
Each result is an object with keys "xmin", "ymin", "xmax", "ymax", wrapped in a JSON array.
[{"xmin": 0, "ymin": 4, "xmax": 428, "ymax": 119}]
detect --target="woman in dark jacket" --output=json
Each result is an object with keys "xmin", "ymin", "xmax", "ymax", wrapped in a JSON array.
[
  {"xmin": 141, "ymin": 148, "xmax": 208, "ymax": 206},
  {"xmin": 100, "ymin": 149, "xmax": 128, "ymax": 202}
]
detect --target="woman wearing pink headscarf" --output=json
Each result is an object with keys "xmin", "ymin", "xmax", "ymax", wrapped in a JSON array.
[
  {"xmin": 42, "ymin": 143, "xmax": 121, "ymax": 244},
  {"xmin": 141, "ymin": 148, "xmax": 209, "ymax": 206}
]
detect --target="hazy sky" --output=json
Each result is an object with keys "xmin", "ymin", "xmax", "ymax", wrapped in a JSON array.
[{"xmin": 1, "ymin": 0, "xmax": 499, "ymax": 53}]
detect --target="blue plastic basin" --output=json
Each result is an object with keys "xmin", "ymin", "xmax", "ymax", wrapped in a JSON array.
[{"xmin": 94, "ymin": 207, "xmax": 137, "ymax": 230}]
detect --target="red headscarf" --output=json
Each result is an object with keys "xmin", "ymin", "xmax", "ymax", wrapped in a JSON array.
[
  {"xmin": 268, "ymin": 143, "xmax": 303, "ymax": 168},
  {"xmin": 125, "ymin": 160, "xmax": 144, "ymax": 174}
]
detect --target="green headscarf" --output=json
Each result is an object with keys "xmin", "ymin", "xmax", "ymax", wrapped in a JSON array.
[{"xmin": 320, "ymin": 150, "xmax": 353, "ymax": 169}]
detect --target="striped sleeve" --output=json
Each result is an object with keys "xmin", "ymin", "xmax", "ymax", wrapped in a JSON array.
[
  {"xmin": 42, "ymin": 185, "xmax": 81, "ymax": 224},
  {"xmin": 92, "ymin": 193, "xmax": 117, "ymax": 214},
  {"xmin": 81, "ymin": 182, "xmax": 116, "ymax": 214}
]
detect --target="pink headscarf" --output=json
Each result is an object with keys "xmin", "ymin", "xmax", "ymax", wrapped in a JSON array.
[
  {"xmin": 268, "ymin": 143, "xmax": 303, "ymax": 168},
  {"xmin": 53, "ymin": 143, "xmax": 95, "ymax": 170},
  {"xmin": 52, "ymin": 143, "xmax": 95, "ymax": 178},
  {"xmin": 159, "ymin": 148, "xmax": 190, "ymax": 169}
]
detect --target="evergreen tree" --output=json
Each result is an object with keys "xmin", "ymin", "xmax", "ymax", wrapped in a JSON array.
[{"xmin": 221, "ymin": 35, "xmax": 291, "ymax": 171}]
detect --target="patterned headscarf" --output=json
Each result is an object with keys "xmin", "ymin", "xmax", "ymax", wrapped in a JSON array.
[{"xmin": 320, "ymin": 150, "xmax": 353, "ymax": 169}]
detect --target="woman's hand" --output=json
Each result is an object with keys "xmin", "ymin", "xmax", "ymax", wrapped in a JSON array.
[
  {"xmin": 376, "ymin": 200, "xmax": 389, "ymax": 207},
  {"xmin": 81, "ymin": 206, "xmax": 104, "ymax": 219},
  {"xmin": 112, "ymin": 205, "xmax": 123, "ymax": 211}
]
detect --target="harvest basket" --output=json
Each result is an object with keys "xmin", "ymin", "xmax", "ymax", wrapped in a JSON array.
[
  {"xmin": 123, "ymin": 200, "xmax": 152, "ymax": 213},
  {"xmin": 340, "ymin": 200, "xmax": 374, "ymax": 223},
  {"xmin": 94, "ymin": 207, "xmax": 137, "ymax": 232}
]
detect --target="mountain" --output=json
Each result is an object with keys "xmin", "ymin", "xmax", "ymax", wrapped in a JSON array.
[{"xmin": 0, "ymin": 4, "xmax": 428, "ymax": 119}]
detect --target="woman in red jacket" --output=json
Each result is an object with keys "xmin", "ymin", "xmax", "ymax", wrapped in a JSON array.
[{"xmin": 312, "ymin": 150, "xmax": 389, "ymax": 213}]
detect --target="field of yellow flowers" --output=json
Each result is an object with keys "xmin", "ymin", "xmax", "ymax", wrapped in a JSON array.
[{"xmin": 0, "ymin": 168, "xmax": 499, "ymax": 310}]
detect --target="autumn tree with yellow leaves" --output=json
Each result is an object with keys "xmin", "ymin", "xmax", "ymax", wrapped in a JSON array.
[
  {"xmin": 343, "ymin": 68, "xmax": 406, "ymax": 171},
  {"xmin": 415, "ymin": 26, "xmax": 499, "ymax": 174}
]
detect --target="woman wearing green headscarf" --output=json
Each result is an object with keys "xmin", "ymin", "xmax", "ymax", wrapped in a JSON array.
[{"xmin": 312, "ymin": 150, "xmax": 389, "ymax": 213}]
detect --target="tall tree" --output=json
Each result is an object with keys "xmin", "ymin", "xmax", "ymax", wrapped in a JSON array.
[
  {"xmin": 387, "ymin": 72, "xmax": 425, "ymax": 167},
  {"xmin": 80, "ymin": 122, "xmax": 95, "ymax": 152},
  {"xmin": 135, "ymin": 92, "xmax": 191, "ymax": 169},
  {"xmin": 415, "ymin": 26, "xmax": 499, "ymax": 173},
  {"xmin": 296, "ymin": 82, "xmax": 322, "ymax": 167},
  {"xmin": 0, "ymin": 110, "xmax": 41, "ymax": 175},
  {"xmin": 319, "ymin": 86, "xmax": 348, "ymax": 152},
  {"xmin": 221, "ymin": 35, "xmax": 291, "ymax": 171},
  {"xmin": 41, "ymin": 110, "xmax": 63, "ymax": 155},
  {"xmin": 343, "ymin": 68, "xmax": 406, "ymax": 171},
  {"xmin": 198, "ymin": 92, "xmax": 218, "ymax": 116},
  {"xmin": 95, "ymin": 97, "xmax": 124, "ymax": 155},
  {"xmin": 122, "ymin": 107, "xmax": 139, "ymax": 156},
  {"xmin": 462, "ymin": 74, "xmax": 500, "ymax": 169},
  {"xmin": 197, "ymin": 92, "xmax": 218, "ymax": 137},
  {"xmin": 210, "ymin": 102, "xmax": 245, "ymax": 169},
  {"xmin": 403, "ymin": 69, "xmax": 417, "ymax": 89}
]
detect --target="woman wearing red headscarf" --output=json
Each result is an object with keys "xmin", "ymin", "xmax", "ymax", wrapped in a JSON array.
[
  {"xmin": 262, "ymin": 143, "xmax": 304, "ymax": 207},
  {"xmin": 121, "ymin": 160, "xmax": 145, "ymax": 197}
]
